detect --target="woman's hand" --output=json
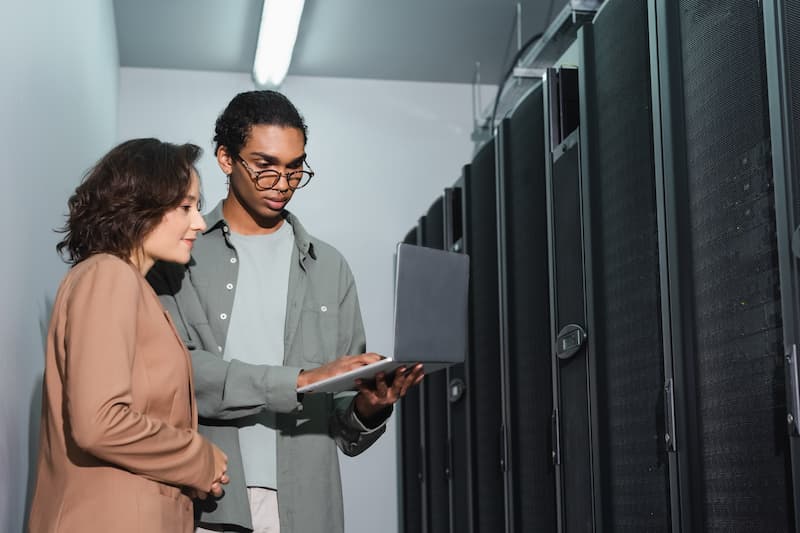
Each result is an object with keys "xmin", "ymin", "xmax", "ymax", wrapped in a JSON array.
[{"xmin": 195, "ymin": 445, "xmax": 229, "ymax": 500}]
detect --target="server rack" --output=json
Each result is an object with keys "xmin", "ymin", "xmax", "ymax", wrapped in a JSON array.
[
  {"xmin": 458, "ymin": 141, "xmax": 506, "ymax": 533},
  {"xmin": 544, "ymin": 62, "xmax": 596, "ymax": 533},
  {"xmin": 419, "ymin": 198, "xmax": 450, "ymax": 533},
  {"xmin": 649, "ymin": 0, "xmax": 794, "ymax": 530},
  {"xmin": 495, "ymin": 82, "xmax": 557, "ymax": 533},
  {"xmin": 764, "ymin": 0, "xmax": 800, "ymax": 528},
  {"xmin": 578, "ymin": 1, "xmax": 671, "ymax": 531},
  {"xmin": 443, "ymin": 176, "xmax": 474, "ymax": 533},
  {"xmin": 399, "ymin": 226, "xmax": 423, "ymax": 533}
]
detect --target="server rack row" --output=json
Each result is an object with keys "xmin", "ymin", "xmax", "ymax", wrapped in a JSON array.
[{"xmin": 397, "ymin": 0, "xmax": 800, "ymax": 531}]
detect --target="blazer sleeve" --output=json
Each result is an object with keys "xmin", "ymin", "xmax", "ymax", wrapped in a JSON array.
[
  {"xmin": 148, "ymin": 261, "xmax": 304, "ymax": 419},
  {"xmin": 62, "ymin": 260, "xmax": 217, "ymax": 492}
]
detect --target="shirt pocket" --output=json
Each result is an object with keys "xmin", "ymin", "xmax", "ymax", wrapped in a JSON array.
[{"xmin": 299, "ymin": 302, "xmax": 339, "ymax": 365}]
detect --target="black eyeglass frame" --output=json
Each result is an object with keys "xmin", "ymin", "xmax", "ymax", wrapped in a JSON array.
[{"xmin": 236, "ymin": 156, "xmax": 315, "ymax": 191}]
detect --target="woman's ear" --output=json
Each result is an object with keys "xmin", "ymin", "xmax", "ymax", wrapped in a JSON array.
[{"xmin": 217, "ymin": 146, "xmax": 234, "ymax": 176}]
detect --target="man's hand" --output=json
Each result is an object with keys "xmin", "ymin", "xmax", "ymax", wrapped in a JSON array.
[
  {"xmin": 296, "ymin": 353, "xmax": 384, "ymax": 389},
  {"xmin": 354, "ymin": 364, "xmax": 425, "ymax": 423}
]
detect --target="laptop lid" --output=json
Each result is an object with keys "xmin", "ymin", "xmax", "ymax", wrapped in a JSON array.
[
  {"xmin": 392, "ymin": 242, "xmax": 469, "ymax": 364},
  {"xmin": 295, "ymin": 243, "xmax": 469, "ymax": 393}
]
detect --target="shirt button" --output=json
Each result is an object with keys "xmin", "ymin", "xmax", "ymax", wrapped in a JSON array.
[
  {"xmin": 320, "ymin": 305, "xmax": 328, "ymax": 312},
  {"xmin": 223, "ymin": 225, "xmax": 229, "ymax": 233},
  {"xmin": 230, "ymin": 257, "xmax": 237, "ymax": 264},
  {"xmin": 220, "ymin": 313, "xmax": 228, "ymax": 320},
  {"xmin": 226, "ymin": 283, "xmax": 234, "ymax": 290},
  {"xmin": 218, "ymin": 346, "xmax": 223, "ymax": 352}
]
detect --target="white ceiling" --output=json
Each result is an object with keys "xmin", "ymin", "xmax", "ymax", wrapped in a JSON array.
[{"xmin": 113, "ymin": 0, "xmax": 563, "ymax": 86}]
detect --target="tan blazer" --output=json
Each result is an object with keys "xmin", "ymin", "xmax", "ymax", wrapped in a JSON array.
[{"xmin": 29, "ymin": 254, "xmax": 217, "ymax": 533}]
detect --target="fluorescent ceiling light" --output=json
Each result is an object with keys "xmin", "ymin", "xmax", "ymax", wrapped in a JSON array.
[{"xmin": 252, "ymin": 0, "xmax": 305, "ymax": 89}]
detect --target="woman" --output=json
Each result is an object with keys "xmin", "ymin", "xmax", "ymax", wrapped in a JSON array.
[{"xmin": 28, "ymin": 139, "xmax": 228, "ymax": 532}]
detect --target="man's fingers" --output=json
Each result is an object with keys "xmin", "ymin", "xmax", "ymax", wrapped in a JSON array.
[
  {"xmin": 347, "ymin": 352, "xmax": 383, "ymax": 367},
  {"xmin": 375, "ymin": 373, "xmax": 389, "ymax": 396},
  {"xmin": 398, "ymin": 375, "xmax": 412, "ymax": 397},
  {"xmin": 392, "ymin": 368, "xmax": 409, "ymax": 396}
]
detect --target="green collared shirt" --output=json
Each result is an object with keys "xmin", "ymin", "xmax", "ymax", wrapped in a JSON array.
[{"xmin": 148, "ymin": 201, "xmax": 388, "ymax": 533}]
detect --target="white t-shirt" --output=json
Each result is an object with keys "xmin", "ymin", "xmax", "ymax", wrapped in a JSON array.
[{"xmin": 224, "ymin": 221, "xmax": 294, "ymax": 489}]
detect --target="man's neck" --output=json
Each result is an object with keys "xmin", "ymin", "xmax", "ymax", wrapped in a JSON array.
[{"xmin": 222, "ymin": 194, "xmax": 286, "ymax": 235}]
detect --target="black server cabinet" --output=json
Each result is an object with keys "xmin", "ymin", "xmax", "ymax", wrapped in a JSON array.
[
  {"xmin": 455, "ymin": 141, "xmax": 507, "ymax": 533},
  {"xmin": 443, "ymin": 178, "xmax": 472, "ymax": 533},
  {"xmin": 419, "ymin": 198, "xmax": 450, "ymax": 533},
  {"xmin": 545, "ymin": 65, "xmax": 595, "ymax": 533},
  {"xmin": 764, "ymin": 0, "xmax": 800, "ymax": 528},
  {"xmin": 399, "ymin": 226, "xmax": 423, "ymax": 533},
  {"xmin": 578, "ymin": 1, "xmax": 671, "ymax": 531},
  {"xmin": 495, "ymin": 83, "xmax": 557, "ymax": 533},
  {"xmin": 649, "ymin": 0, "xmax": 795, "ymax": 530}
]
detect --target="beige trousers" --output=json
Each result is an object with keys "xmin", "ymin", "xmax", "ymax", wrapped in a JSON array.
[{"xmin": 196, "ymin": 487, "xmax": 280, "ymax": 533}]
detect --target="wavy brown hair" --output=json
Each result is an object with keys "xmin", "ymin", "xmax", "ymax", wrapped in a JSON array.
[{"xmin": 57, "ymin": 138, "xmax": 202, "ymax": 265}]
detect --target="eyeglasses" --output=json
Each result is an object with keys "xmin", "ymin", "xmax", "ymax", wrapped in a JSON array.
[{"xmin": 236, "ymin": 156, "xmax": 315, "ymax": 191}]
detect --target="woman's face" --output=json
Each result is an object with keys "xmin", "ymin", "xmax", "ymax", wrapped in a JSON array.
[{"xmin": 137, "ymin": 171, "xmax": 206, "ymax": 273}]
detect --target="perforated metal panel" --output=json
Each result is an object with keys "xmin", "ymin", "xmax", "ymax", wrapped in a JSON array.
[
  {"xmin": 783, "ymin": 1, "xmax": 800, "ymax": 226},
  {"xmin": 677, "ymin": 0, "xmax": 791, "ymax": 529},
  {"xmin": 399, "ymin": 227, "xmax": 422, "ymax": 533},
  {"xmin": 498, "ymin": 84, "xmax": 556, "ymax": 532},
  {"xmin": 584, "ymin": 0, "xmax": 670, "ymax": 530},
  {"xmin": 464, "ymin": 140, "xmax": 506, "ymax": 532},
  {"xmin": 445, "ymin": 177, "xmax": 472, "ymax": 533},
  {"xmin": 421, "ymin": 198, "xmax": 450, "ymax": 533}
]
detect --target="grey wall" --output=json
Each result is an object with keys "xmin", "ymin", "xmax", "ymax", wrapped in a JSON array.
[
  {"xmin": 118, "ymin": 67, "xmax": 495, "ymax": 533},
  {"xmin": 0, "ymin": 1, "xmax": 119, "ymax": 530}
]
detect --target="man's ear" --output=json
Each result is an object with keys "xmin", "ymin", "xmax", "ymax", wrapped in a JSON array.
[{"xmin": 217, "ymin": 146, "xmax": 234, "ymax": 175}]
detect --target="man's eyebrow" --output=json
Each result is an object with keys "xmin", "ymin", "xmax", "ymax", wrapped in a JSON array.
[
  {"xmin": 286, "ymin": 154, "xmax": 307, "ymax": 166},
  {"xmin": 249, "ymin": 152, "xmax": 307, "ymax": 166}
]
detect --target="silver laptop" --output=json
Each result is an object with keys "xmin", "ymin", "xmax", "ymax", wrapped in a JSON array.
[{"xmin": 296, "ymin": 242, "xmax": 469, "ymax": 393}]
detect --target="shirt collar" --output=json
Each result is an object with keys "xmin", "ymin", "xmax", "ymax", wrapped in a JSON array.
[{"xmin": 204, "ymin": 200, "xmax": 316, "ymax": 261}]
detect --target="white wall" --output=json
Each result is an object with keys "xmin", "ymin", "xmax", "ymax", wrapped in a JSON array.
[
  {"xmin": 0, "ymin": 1, "xmax": 119, "ymax": 531},
  {"xmin": 119, "ymin": 67, "xmax": 495, "ymax": 533}
]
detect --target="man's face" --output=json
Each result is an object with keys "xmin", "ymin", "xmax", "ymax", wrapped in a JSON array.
[{"xmin": 219, "ymin": 124, "xmax": 307, "ymax": 223}]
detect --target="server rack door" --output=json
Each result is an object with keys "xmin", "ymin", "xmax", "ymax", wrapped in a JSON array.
[
  {"xmin": 650, "ymin": 0, "xmax": 795, "ymax": 530},
  {"xmin": 579, "ymin": 1, "xmax": 672, "ymax": 531},
  {"xmin": 421, "ymin": 198, "xmax": 451, "ymax": 533},
  {"xmin": 462, "ymin": 141, "xmax": 506, "ymax": 533},
  {"xmin": 399, "ymin": 226, "xmax": 423, "ymax": 533},
  {"xmin": 764, "ymin": 0, "xmax": 800, "ymax": 527},
  {"xmin": 443, "ymin": 177, "xmax": 475, "ymax": 533},
  {"xmin": 547, "ymin": 129, "xmax": 593, "ymax": 533},
  {"xmin": 415, "ymin": 216, "xmax": 431, "ymax": 533},
  {"xmin": 496, "ymin": 83, "xmax": 557, "ymax": 533},
  {"xmin": 444, "ymin": 181, "xmax": 468, "ymax": 530}
]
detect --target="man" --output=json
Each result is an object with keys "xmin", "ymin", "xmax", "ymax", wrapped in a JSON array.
[{"xmin": 148, "ymin": 90, "xmax": 423, "ymax": 533}]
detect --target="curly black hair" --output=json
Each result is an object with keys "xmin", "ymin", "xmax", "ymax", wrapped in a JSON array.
[
  {"xmin": 56, "ymin": 138, "xmax": 202, "ymax": 265},
  {"xmin": 213, "ymin": 90, "xmax": 308, "ymax": 156}
]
